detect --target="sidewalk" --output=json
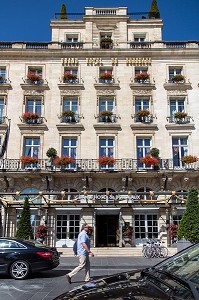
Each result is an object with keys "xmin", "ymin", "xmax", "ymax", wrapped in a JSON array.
[{"xmin": 58, "ymin": 256, "xmax": 165, "ymax": 270}]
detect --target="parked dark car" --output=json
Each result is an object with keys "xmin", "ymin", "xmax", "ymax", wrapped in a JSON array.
[
  {"xmin": 0, "ymin": 238, "xmax": 60, "ymax": 279},
  {"xmin": 54, "ymin": 243, "xmax": 199, "ymax": 300}
]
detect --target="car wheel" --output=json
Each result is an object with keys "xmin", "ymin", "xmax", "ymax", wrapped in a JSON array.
[{"xmin": 10, "ymin": 260, "xmax": 30, "ymax": 280}]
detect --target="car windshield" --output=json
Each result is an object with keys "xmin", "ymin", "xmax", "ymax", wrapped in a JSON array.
[{"xmin": 155, "ymin": 243, "xmax": 199, "ymax": 285}]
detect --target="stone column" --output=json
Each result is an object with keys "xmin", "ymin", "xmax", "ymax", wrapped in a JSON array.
[
  {"xmin": 46, "ymin": 207, "xmax": 56, "ymax": 247},
  {"xmin": 6, "ymin": 207, "xmax": 17, "ymax": 237},
  {"xmin": 81, "ymin": 207, "xmax": 94, "ymax": 247},
  {"xmin": 159, "ymin": 207, "xmax": 168, "ymax": 247}
]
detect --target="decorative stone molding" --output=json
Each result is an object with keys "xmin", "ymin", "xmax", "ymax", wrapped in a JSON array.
[
  {"xmin": 60, "ymin": 90, "xmax": 81, "ymax": 96},
  {"xmin": 96, "ymin": 89, "xmax": 116, "ymax": 96},
  {"xmin": 58, "ymin": 83, "xmax": 84, "ymax": 91},
  {"xmin": 167, "ymin": 90, "xmax": 187, "ymax": 95},
  {"xmin": 23, "ymin": 90, "xmax": 45, "ymax": 96},
  {"xmin": 132, "ymin": 89, "xmax": 152, "ymax": 95}
]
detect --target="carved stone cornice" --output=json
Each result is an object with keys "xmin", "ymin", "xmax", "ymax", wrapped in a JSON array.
[
  {"xmin": 165, "ymin": 123, "xmax": 195, "ymax": 131},
  {"xmin": 20, "ymin": 83, "xmax": 49, "ymax": 90},
  {"xmin": 60, "ymin": 90, "xmax": 81, "ymax": 96},
  {"xmin": 23, "ymin": 90, "xmax": 45, "ymax": 96},
  {"xmin": 96, "ymin": 89, "xmax": 116, "ymax": 96},
  {"xmin": 129, "ymin": 83, "xmax": 156, "ymax": 90},
  {"xmin": 0, "ymin": 84, "xmax": 12, "ymax": 91},
  {"xmin": 94, "ymin": 83, "xmax": 120, "ymax": 90},
  {"xmin": 130, "ymin": 123, "xmax": 158, "ymax": 131},
  {"xmin": 93, "ymin": 123, "xmax": 121, "ymax": 133},
  {"xmin": 132, "ymin": 89, "xmax": 152, "ymax": 95},
  {"xmin": 18, "ymin": 124, "xmax": 48, "ymax": 132},
  {"xmin": 58, "ymin": 83, "xmax": 84, "ymax": 90},
  {"xmin": 56, "ymin": 123, "xmax": 85, "ymax": 134},
  {"xmin": 163, "ymin": 83, "xmax": 192, "ymax": 90},
  {"xmin": 166, "ymin": 89, "xmax": 187, "ymax": 95}
]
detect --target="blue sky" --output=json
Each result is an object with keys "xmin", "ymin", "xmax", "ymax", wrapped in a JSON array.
[{"xmin": 0, "ymin": 0, "xmax": 198, "ymax": 42}]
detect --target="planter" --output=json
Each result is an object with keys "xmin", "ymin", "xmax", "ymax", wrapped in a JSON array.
[
  {"xmin": 172, "ymin": 74, "xmax": 185, "ymax": 83},
  {"xmin": 98, "ymin": 156, "xmax": 116, "ymax": 165},
  {"xmin": 181, "ymin": 155, "xmax": 198, "ymax": 164},
  {"xmin": 62, "ymin": 110, "xmax": 75, "ymax": 117},
  {"xmin": 136, "ymin": 110, "xmax": 150, "ymax": 118},
  {"xmin": 55, "ymin": 155, "xmax": 75, "ymax": 166},
  {"xmin": 27, "ymin": 73, "xmax": 41, "ymax": 82},
  {"xmin": 134, "ymin": 73, "xmax": 150, "ymax": 83},
  {"xmin": 20, "ymin": 156, "xmax": 39, "ymax": 164},
  {"xmin": 174, "ymin": 112, "xmax": 187, "ymax": 119},
  {"xmin": 99, "ymin": 110, "xmax": 113, "ymax": 117},
  {"xmin": 140, "ymin": 154, "xmax": 159, "ymax": 166},
  {"xmin": 99, "ymin": 73, "xmax": 113, "ymax": 80},
  {"xmin": 63, "ymin": 73, "xmax": 77, "ymax": 82},
  {"xmin": 22, "ymin": 112, "xmax": 39, "ymax": 123}
]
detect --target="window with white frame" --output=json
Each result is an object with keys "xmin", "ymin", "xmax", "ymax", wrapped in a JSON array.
[
  {"xmin": 66, "ymin": 35, "xmax": 78, "ymax": 43},
  {"xmin": 134, "ymin": 214, "xmax": 158, "ymax": 240},
  {"xmin": 170, "ymin": 98, "xmax": 185, "ymax": 116},
  {"xmin": 28, "ymin": 66, "xmax": 43, "ymax": 78},
  {"xmin": 134, "ymin": 34, "xmax": 146, "ymax": 42},
  {"xmin": 169, "ymin": 67, "xmax": 183, "ymax": 81},
  {"xmin": 99, "ymin": 138, "xmax": 115, "ymax": 157},
  {"xmin": 0, "ymin": 67, "xmax": 6, "ymax": 81},
  {"xmin": 56, "ymin": 214, "xmax": 80, "ymax": 240},
  {"xmin": 0, "ymin": 98, "xmax": 5, "ymax": 121},
  {"xmin": 135, "ymin": 67, "xmax": 148, "ymax": 76},
  {"xmin": 172, "ymin": 137, "xmax": 188, "ymax": 167},
  {"xmin": 63, "ymin": 97, "xmax": 78, "ymax": 115},
  {"xmin": 62, "ymin": 138, "xmax": 77, "ymax": 158},
  {"xmin": 23, "ymin": 137, "xmax": 40, "ymax": 158},
  {"xmin": 26, "ymin": 98, "xmax": 42, "ymax": 116},
  {"xmin": 137, "ymin": 138, "xmax": 151, "ymax": 167},
  {"xmin": 99, "ymin": 98, "xmax": 114, "ymax": 113},
  {"xmin": 135, "ymin": 97, "xmax": 150, "ymax": 113}
]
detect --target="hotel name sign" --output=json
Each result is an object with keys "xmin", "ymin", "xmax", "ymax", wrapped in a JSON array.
[{"xmin": 61, "ymin": 57, "xmax": 151, "ymax": 66}]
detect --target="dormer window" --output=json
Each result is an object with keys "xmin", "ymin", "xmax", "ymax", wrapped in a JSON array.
[
  {"xmin": 66, "ymin": 35, "xmax": 78, "ymax": 43},
  {"xmin": 27, "ymin": 67, "xmax": 43, "ymax": 79},
  {"xmin": 100, "ymin": 33, "xmax": 113, "ymax": 49},
  {"xmin": 169, "ymin": 67, "xmax": 183, "ymax": 81},
  {"xmin": 134, "ymin": 35, "xmax": 146, "ymax": 42}
]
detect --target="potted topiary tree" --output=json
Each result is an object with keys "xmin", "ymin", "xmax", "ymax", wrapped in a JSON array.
[
  {"xmin": 177, "ymin": 188, "xmax": 199, "ymax": 251},
  {"xmin": 46, "ymin": 147, "xmax": 57, "ymax": 169},
  {"xmin": 148, "ymin": 0, "xmax": 160, "ymax": 19},
  {"xmin": 15, "ymin": 197, "xmax": 34, "ymax": 239}
]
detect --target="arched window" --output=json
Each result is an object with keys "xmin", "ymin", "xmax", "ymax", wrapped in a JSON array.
[
  {"xmin": 20, "ymin": 187, "xmax": 42, "ymax": 204},
  {"xmin": 137, "ymin": 187, "xmax": 154, "ymax": 200}
]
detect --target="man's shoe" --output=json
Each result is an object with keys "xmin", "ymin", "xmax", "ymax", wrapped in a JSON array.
[{"xmin": 66, "ymin": 274, "xmax": 71, "ymax": 284}]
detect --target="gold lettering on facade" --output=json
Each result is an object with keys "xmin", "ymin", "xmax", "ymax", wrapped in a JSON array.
[
  {"xmin": 61, "ymin": 58, "xmax": 79, "ymax": 65},
  {"xmin": 126, "ymin": 57, "xmax": 151, "ymax": 66},
  {"xmin": 86, "ymin": 58, "xmax": 103, "ymax": 65},
  {"xmin": 111, "ymin": 58, "xmax": 118, "ymax": 65}
]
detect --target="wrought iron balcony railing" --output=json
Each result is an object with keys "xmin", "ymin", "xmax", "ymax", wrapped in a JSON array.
[
  {"xmin": 167, "ymin": 116, "xmax": 192, "ymax": 124},
  {"xmin": 98, "ymin": 78, "xmax": 115, "ymax": 84},
  {"xmin": 134, "ymin": 114, "xmax": 154, "ymax": 123},
  {"xmin": 0, "ymin": 158, "xmax": 199, "ymax": 172},
  {"xmin": 0, "ymin": 78, "xmax": 11, "ymax": 84},
  {"xmin": 23, "ymin": 78, "xmax": 47, "ymax": 85},
  {"xmin": 63, "ymin": 78, "xmax": 80, "ymax": 84},
  {"xmin": 20, "ymin": 116, "xmax": 46, "ymax": 124},
  {"xmin": 133, "ymin": 78, "xmax": 151, "ymax": 84},
  {"xmin": 97, "ymin": 114, "xmax": 117, "ymax": 123},
  {"xmin": 59, "ymin": 114, "xmax": 80, "ymax": 123}
]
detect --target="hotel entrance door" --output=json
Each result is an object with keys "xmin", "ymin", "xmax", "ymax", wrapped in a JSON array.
[{"xmin": 96, "ymin": 215, "xmax": 119, "ymax": 247}]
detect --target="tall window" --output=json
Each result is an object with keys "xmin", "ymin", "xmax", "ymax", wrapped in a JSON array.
[
  {"xmin": 28, "ymin": 67, "xmax": 42, "ymax": 78},
  {"xmin": 137, "ymin": 138, "xmax": 151, "ymax": 167},
  {"xmin": 23, "ymin": 138, "xmax": 40, "ymax": 158},
  {"xmin": 26, "ymin": 98, "xmax": 42, "ymax": 116},
  {"xmin": 64, "ymin": 67, "xmax": 78, "ymax": 76},
  {"xmin": 99, "ymin": 138, "xmax": 114, "ymax": 157},
  {"xmin": 56, "ymin": 214, "xmax": 80, "ymax": 240},
  {"xmin": 169, "ymin": 67, "xmax": 182, "ymax": 81},
  {"xmin": 170, "ymin": 98, "xmax": 185, "ymax": 116},
  {"xmin": 0, "ymin": 67, "xmax": 6, "ymax": 81},
  {"xmin": 0, "ymin": 99, "xmax": 4, "ymax": 121},
  {"xmin": 134, "ymin": 35, "xmax": 146, "ymax": 42},
  {"xmin": 135, "ymin": 67, "xmax": 148, "ymax": 76},
  {"xmin": 62, "ymin": 138, "xmax": 77, "ymax": 158},
  {"xmin": 99, "ymin": 98, "xmax": 114, "ymax": 113},
  {"xmin": 134, "ymin": 214, "xmax": 158, "ymax": 241},
  {"xmin": 66, "ymin": 35, "xmax": 78, "ymax": 43},
  {"xmin": 135, "ymin": 98, "xmax": 150, "ymax": 112},
  {"xmin": 172, "ymin": 137, "xmax": 188, "ymax": 167},
  {"xmin": 63, "ymin": 98, "xmax": 78, "ymax": 114}
]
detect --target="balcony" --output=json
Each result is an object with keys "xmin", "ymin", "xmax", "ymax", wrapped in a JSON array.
[
  {"xmin": 20, "ymin": 78, "xmax": 49, "ymax": 90},
  {"xmin": 97, "ymin": 113, "xmax": 117, "ymax": 123},
  {"xmin": 0, "ymin": 78, "xmax": 12, "ymax": 90},
  {"xmin": 134, "ymin": 114, "xmax": 154, "ymax": 124},
  {"xmin": 167, "ymin": 115, "xmax": 192, "ymax": 124},
  {"xmin": 59, "ymin": 114, "xmax": 80, "ymax": 123},
  {"xmin": 61, "ymin": 42, "xmax": 84, "ymax": 49},
  {"xmin": 0, "ymin": 158, "xmax": 199, "ymax": 172},
  {"xmin": 129, "ymin": 42, "xmax": 152, "ymax": 49},
  {"xmin": 20, "ymin": 116, "xmax": 46, "ymax": 125}
]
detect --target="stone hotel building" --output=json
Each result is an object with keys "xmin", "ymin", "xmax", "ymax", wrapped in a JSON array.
[{"xmin": 0, "ymin": 3, "xmax": 199, "ymax": 248}]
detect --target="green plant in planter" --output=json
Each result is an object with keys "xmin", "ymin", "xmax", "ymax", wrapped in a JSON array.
[
  {"xmin": 174, "ymin": 111, "xmax": 187, "ymax": 119},
  {"xmin": 177, "ymin": 188, "xmax": 199, "ymax": 243},
  {"xmin": 27, "ymin": 73, "xmax": 41, "ymax": 82},
  {"xmin": 63, "ymin": 73, "xmax": 77, "ymax": 81},
  {"xmin": 172, "ymin": 74, "xmax": 185, "ymax": 83},
  {"xmin": 99, "ymin": 73, "xmax": 113, "ymax": 80},
  {"xmin": 136, "ymin": 109, "xmax": 150, "ymax": 117},
  {"xmin": 15, "ymin": 197, "xmax": 34, "ymax": 239},
  {"xmin": 134, "ymin": 73, "xmax": 150, "ymax": 81},
  {"xmin": 100, "ymin": 110, "xmax": 113, "ymax": 117},
  {"xmin": 181, "ymin": 155, "xmax": 198, "ymax": 164},
  {"xmin": 62, "ymin": 109, "xmax": 75, "ymax": 117},
  {"xmin": 46, "ymin": 147, "xmax": 57, "ymax": 159},
  {"xmin": 101, "ymin": 37, "xmax": 113, "ymax": 43},
  {"xmin": 150, "ymin": 147, "xmax": 160, "ymax": 158}
]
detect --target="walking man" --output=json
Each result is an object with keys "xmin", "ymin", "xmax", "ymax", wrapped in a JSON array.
[{"xmin": 66, "ymin": 223, "xmax": 94, "ymax": 284}]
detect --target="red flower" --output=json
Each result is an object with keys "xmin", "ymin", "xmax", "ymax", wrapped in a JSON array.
[
  {"xmin": 36, "ymin": 225, "xmax": 48, "ymax": 238},
  {"xmin": 54, "ymin": 155, "xmax": 75, "ymax": 166},
  {"xmin": 27, "ymin": 72, "xmax": 41, "ymax": 81},
  {"xmin": 22, "ymin": 112, "xmax": 39, "ymax": 120},
  {"xmin": 168, "ymin": 224, "xmax": 178, "ymax": 238},
  {"xmin": 98, "ymin": 156, "xmax": 116, "ymax": 165},
  {"xmin": 140, "ymin": 155, "xmax": 159, "ymax": 166},
  {"xmin": 20, "ymin": 156, "xmax": 39, "ymax": 164},
  {"xmin": 181, "ymin": 155, "xmax": 198, "ymax": 164}
]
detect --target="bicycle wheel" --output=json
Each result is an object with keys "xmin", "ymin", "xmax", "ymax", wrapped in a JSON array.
[
  {"xmin": 160, "ymin": 246, "xmax": 168, "ymax": 258},
  {"xmin": 145, "ymin": 246, "xmax": 156, "ymax": 258}
]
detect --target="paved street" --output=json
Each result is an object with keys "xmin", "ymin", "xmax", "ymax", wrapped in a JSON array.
[{"xmin": 0, "ymin": 256, "xmax": 165, "ymax": 300}]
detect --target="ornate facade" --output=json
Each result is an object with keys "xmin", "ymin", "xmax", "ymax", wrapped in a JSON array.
[{"xmin": 0, "ymin": 6, "xmax": 199, "ymax": 248}]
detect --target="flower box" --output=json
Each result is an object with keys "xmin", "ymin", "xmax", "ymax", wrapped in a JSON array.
[
  {"xmin": 55, "ymin": 155, "xmax": 75, "ymax": 166},
  {"xmin": 99, "ymin": 73, "xmax": 113, "ymax": 80},
  {"xmin": 20, "ymin": 156, "xmax": 39, "ymax": 164},
  {"xmin": 181, "ymin": 155, "xmax": 198, "ymax": 164},
  {"xmin": 140, "ymin": 154, "xmax": 159, "ymax": 166},
  {"xmin": 22, "ymin": 112, "xmax": 39, "ymax": 121},
  {"xmin": 136, "ymin": 109, "xmax": 150, "ymax": 117},
  {"xmin": 174, "ymin": 112, "xmax": 187, "ymax": 119},
  {"xmin": 99, "ymin": 110, "xmax": 113, "ymax": 117},
  {"xmin": 100, "ymin": 38, "xmax": 113, "ymax": 43},
  {"xmin": 63, "ymin": 73, "xmax": 77, "ymax": 81},
  {"xmin": 98, "ymin": 156, "xmax": 116, "ymax": 165},
  {"xmin": 27, "ymin": 73, "xmax": 41, "ymax": 82},
  {"xmin": 134, "ymin": 73, "xmax": 150, "ymax": 82},
  {"xmin": 171, "ymin": 74, "xmax": 185, "ymax": 83},
  {"xmin": 62, "ymin": 110, "xmax": 75, "ymax": 117}
]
